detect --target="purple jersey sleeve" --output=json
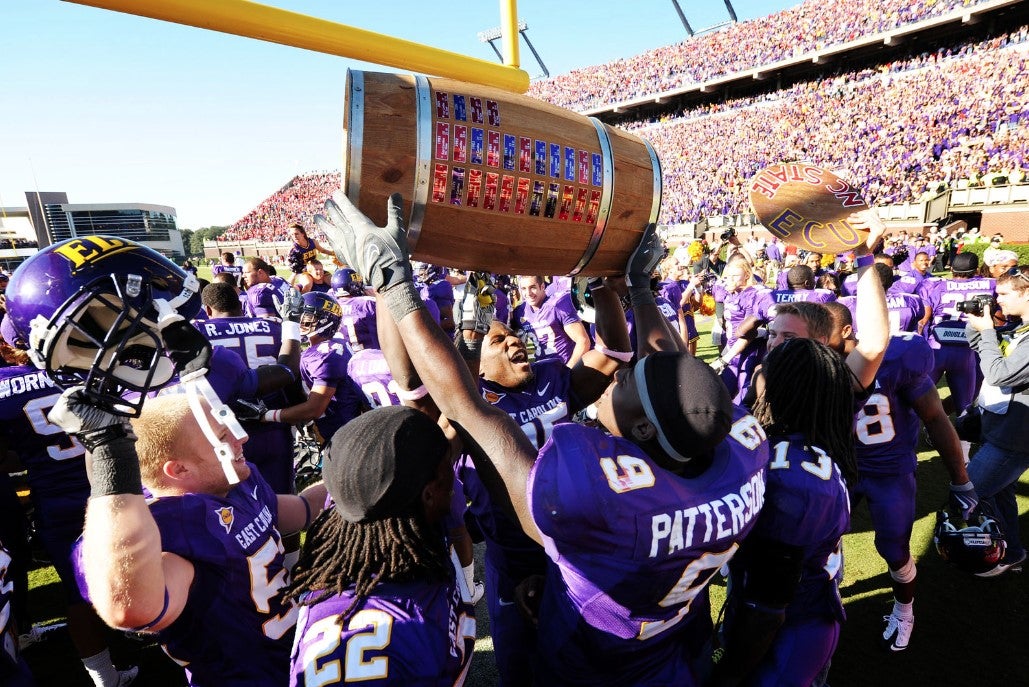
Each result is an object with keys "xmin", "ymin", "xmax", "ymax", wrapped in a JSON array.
[
  {"xmin": 854, "ymin": 335, "xmax": 936, "ymax": 475},
  {"xmin": 526, "ymin": 411, "xmax": 769, "ymax": 683},
  {"xmin": 145, "ymin": 467, "xmax": 297, "ymax": 685},
  {"xmin": 290, "ymin": 578, "xmax": 474, "ymax": 686}
]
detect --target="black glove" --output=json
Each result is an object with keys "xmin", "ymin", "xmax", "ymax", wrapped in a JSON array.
[
  {"xmin": 160, "ymin": 319, "xmax": 213, "ymax": 379},
  {"xmin": 626, "ymin": 224, "xmax": 666, "ymax": 289},
  {"xmin": 230, "ymin": 398, "xmax": 268, "ymax": 423},
  {"xmin": 49, "ymin": 386, "xmax": 141, "ymax": 497}
]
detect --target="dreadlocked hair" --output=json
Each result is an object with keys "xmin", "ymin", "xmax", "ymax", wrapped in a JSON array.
[
  {"xmin": 286, "ymin": 506, "xmax": 451, "ymax": 624},
  {"xmin": 752, "ymin": 338, "xmax": 857, "ymax": 483}
]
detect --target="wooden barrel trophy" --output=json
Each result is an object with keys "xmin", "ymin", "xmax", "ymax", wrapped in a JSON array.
[
  {"xmin": 748, "ymin": 163, "xmax": 870, "ymax": 254},
  {"xmin": 343, "ymin": 70, "xmax": 661, "ymax": 276}
]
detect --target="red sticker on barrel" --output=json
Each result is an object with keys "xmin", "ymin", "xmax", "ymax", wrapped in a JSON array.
[
  {"xmin": 585, "ymin": 189, "xmax": 602, "ymax": 224},
  {"xmin": 453, "ymin": 125, "xmax": 467, "ymax": 163},
  {"xmin": 450, "ymin": 167, "xmax": 465, "ymax": 206},
  {"xmin": 435, "ymin": 92, "xmax": 450, "ymax": 119},
  {"xmin": 515, "ymin": 178, "xmax": 531, "ymax": 214},
  {"xmin": 573, "ymin": 187, "xmax": 589, "ymax": 222},
  {"xmin": 470, "ymin": 97, "xmax": 483, "ymax": 124},
  {"xmin": 578, "ymin": 150, "xmax": 590, "ymax": 185},
  {"xmin": 499, "ymin": 175, "xmax": 515, "ymax": 213},
  {"xmin": 432, "ymin": 164, "xmax": 449, "ymax": 204},
  {"xmin": 434, "ymin": 123, "xmax": 450, "ymax": 161},
  {"xmin": 487, "ymin": 131, "xmax": 500, "ymax": 168},
  {"xmin": 466, "ymin": 169, "xmax": 483, "ymax": 208},
  {"xmin": 484, "ymin": 172, "xmax": 499, "ymax": 210},
  {"xmin": 519, "ymin": 137, "xmax": 532, "ymax": 173},
  {"xmin": 559, "ymin": 185, "xmax": 575, "ymax": 221},
  {"xmin": 486, "ymin": 100, "xmax": 500, "ymax": 126}
]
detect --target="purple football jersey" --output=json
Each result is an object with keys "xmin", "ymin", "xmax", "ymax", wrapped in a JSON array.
[
  {"xmin": 511, "ymin": 292, "xmax": 584, "ymax": 365},
  {"xmin": 737, "ymin": 436, "xmax": 849, "ymax": 624},
  {"xmin": 890, "ymin": 270, "xmax": 928, "ymax": 295},
  {"xmin": 546, "ymin": 276, "xmax": 573, "ymax": 298},
  {"xmin": 755, "ymin": 288, "xmax": 836, "ymax": 320},
  {"xmin": 0, "ymin": 365, "xmax": 88, "ymax": 500},
  {"xmin": 198, "ymin": 316, "xmax": 283, "ymax": 368},
  {"xmin": 854, "ymin": 335, "xmax": 935, "ymax": 475},
  {"xmin": 347, "ymin": 348, "xmax": 401, "ymax": 408},
  {"xmin": 302, "ymin": 341, "xmax": 362, "ymax": 444},
  {"xmin": 421, "ymin": 280, "xmax": 456, "ymax": 333},
  {"xmin": 596, "ymin": 297, "xmax": 680, "ymax": 358},
  {"xmin": 839, "ymin": 292, "xmax": 924, "ymax": 335},
  {"xmin": 336, "ymin": 296, "xmax": 379, "ymax": 351},
  {"xmin": 921, "ymin": 276, "xmax": 996, "ymax": 348},
  {"xmin": 290, "ymin": 576, "xmax": 475, "ymax": 687},
  {"xmin": 151, "ymin": 346, "xmax": 260, "ymax": 403},
  {"xmin": 527, "ymin": 410, "xmax": 769, "ymax": 684},
  {"xmin": 147, "ymin": 467, "xmax": 297, "ymax": 686},
  {"xmin": 197, "ymin": 316, "xmax": 294, "ymax": 493},
  {"xmin": 723, "ymin": 286, "xmax": 767, "ymax": 353}
]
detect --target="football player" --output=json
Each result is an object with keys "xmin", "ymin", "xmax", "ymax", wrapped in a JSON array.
[
  {"xmin": 511, "ymin": 274, "xmax": 592, "ymax": 367},
  {"xmin": 710, "ymin": 256, "xmax": 769, "ymax": 404},
  {"xmin": 331, "ymin": 268, "xmax": 379, "ymax": 353},
  {"xmin": 5, "ymin": 236, "xmax": 327, "ymax": 686},
  {"xmin": 246, "ymin": 292, "xmax": 364, "ymax": 446},
  {"xmin": 210, "ymin": 251, "xmax": 243, "ymax": 288},
  {"xmin": 413, "ymin": 263, "xmax": 457, "ymax": 337},
  {"xmin": 319, "ymin": 193, "xmax": 769, "ymax": 686}
]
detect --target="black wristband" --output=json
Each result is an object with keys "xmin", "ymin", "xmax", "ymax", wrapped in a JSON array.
[{"xmin": 89, "ymin": 435, "xmax": 144, "ymax": 498}]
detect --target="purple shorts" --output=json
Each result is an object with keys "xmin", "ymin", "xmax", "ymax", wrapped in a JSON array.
[{"xmin": 850, "ymin": 471, "xmax": 917, "ymax": 567}]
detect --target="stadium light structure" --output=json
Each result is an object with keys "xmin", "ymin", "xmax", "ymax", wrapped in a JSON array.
[
  {"xmin": 479, "ymin": 20, "xmax": 550, "ymax": 78},
  {"xmin": 670, "ymin": 0, "xmax": 739, "ymax": 39}
]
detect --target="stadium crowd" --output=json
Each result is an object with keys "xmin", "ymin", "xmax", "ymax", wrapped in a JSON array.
[
  {"xmin": 528, "ymin": 0, "xmax": 996, "ymax": 111},
  {"xmin": 218, "ymin": 28, "xmax": 1029, "ymax": 243}
]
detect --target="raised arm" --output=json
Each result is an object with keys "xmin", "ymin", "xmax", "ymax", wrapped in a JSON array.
[
  {"xmin": 846, "ymin": 209, "xmax": 890, "ymax": 390},
  {"xmin": 317, "ymin": 193, "xmax": 542, "ymax": 543},
  {"xmin": 49, "ymin": 390, "xmax": 192, "ymax": 632}
]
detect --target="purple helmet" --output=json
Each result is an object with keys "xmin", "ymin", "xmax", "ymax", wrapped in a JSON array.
[
  {"xmin": 5, "ymin": 235, "xmax": 203, "ymax": 415},
  {"xmin": 412, "ymin": 262, "xmax": 446, "ymax": 284},
  {"xmin": 331, "ymin": 268, "xmax": 365, "ymax": 298},
  {"xmin": 299, "ymin": 292, "xmax": 343, "ymax": 339}
]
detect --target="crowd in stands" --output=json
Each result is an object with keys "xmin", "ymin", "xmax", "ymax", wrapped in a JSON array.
[
  {"xmin": 220, "ymin": 172, "xmax": 339, "ymax": 243},
  {"xmin": 220, "ymin": 22, "xmax": 1028, "ymax": 241},
  {"xmin": 528, "ymin": 0, "xmax": 994, "ymax": 111},
  {"xmin": 646, "ymin": 29, "xmax": 1029, "ymax": 223}
]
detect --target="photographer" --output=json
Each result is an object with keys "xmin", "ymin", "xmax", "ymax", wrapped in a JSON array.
[{"xmin": 964, "ymin": 265, "xmax": 1029, "ymax": 576}]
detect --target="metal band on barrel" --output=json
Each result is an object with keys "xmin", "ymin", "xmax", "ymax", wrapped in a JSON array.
[
  {"xmin": 408, "ymin": 75, "xmax": 433, "ymax": 252},
  {"xmin": 344, "ymin": 70, "xmax": 364, "ymax": 204},
  {"xmin": 569, "ymin": 118, "xmax": 614, "ymax": 276},
  {"xmin": 644, "ymin": 138, "xmax": 663, "ymax": 225}
]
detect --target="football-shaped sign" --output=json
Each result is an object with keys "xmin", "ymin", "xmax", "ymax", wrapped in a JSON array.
[{"xmin": 749, "ymin": 164, "xmax": 869, "ymax": 254}]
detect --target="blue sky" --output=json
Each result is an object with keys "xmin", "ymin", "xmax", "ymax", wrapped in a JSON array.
[{"xmin": 1, "ymin": 1, "xmax": 797, "ymax": 229}]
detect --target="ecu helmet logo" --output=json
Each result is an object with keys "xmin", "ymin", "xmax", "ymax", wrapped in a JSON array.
[{"xmin": 214, "ymin": 506, "xmax": 235, "ymax": 534}]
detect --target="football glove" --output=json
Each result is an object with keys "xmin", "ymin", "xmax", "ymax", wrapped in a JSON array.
[
  {"xmin": 625, "ymin": 223, "xmax": 665, "ymax": 289},
  {"xmin": 276, "ymin": 286, "xmax": 304, "ymax": 323},
  {"xmin": 318, "ymin": 191, "xmax": 413, "ymax": 293},
  {"xmin": 950, "ymin": 481, "xmax": 980, "ymax": 522},
  {"xmin": 229, "ymin": 398, "xmax": 269, "ymax": 423}
]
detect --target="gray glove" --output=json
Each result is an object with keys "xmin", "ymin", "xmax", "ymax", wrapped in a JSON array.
[
  {"xmin": 460, "ymin": 272, "xmax": 496, "ymax": 334},
  {"xmin": 276, "ymin": 286, "xmax": 304, "ymax": 323},
  {"xmin": 317, "ymin": 191, "xmax": 413, "ymax": 293},
  {"xmin": 625, "ymin": 224, "xmax": 665, "ymax": 289}
]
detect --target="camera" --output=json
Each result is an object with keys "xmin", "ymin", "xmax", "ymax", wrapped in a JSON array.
[
  {"xmin": 720, "ymin": 227, "xmax": 736, "ymax": 241},
  {"xmin": 955, "ymin": 294, "xmax": 994, "ymax": 317}
]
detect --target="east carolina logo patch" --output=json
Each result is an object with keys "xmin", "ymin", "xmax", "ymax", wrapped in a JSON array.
[
  {"xmin": 483, "ymin": 389, "xmax": 506, "ymax": 405},
  {"xmin": 214, "ymin": 506, "xmax": 235, "ymax": 533}
]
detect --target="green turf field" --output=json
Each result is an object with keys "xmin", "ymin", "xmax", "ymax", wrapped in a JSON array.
[{"xmin": 22, "ymin": 314, "xmax": 1029, "ymax": 686}]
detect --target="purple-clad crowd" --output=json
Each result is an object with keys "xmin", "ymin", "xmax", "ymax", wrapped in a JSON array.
[{"xmin": 528, "ymin": 0, "xmax": 996, "ymax": 112}]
